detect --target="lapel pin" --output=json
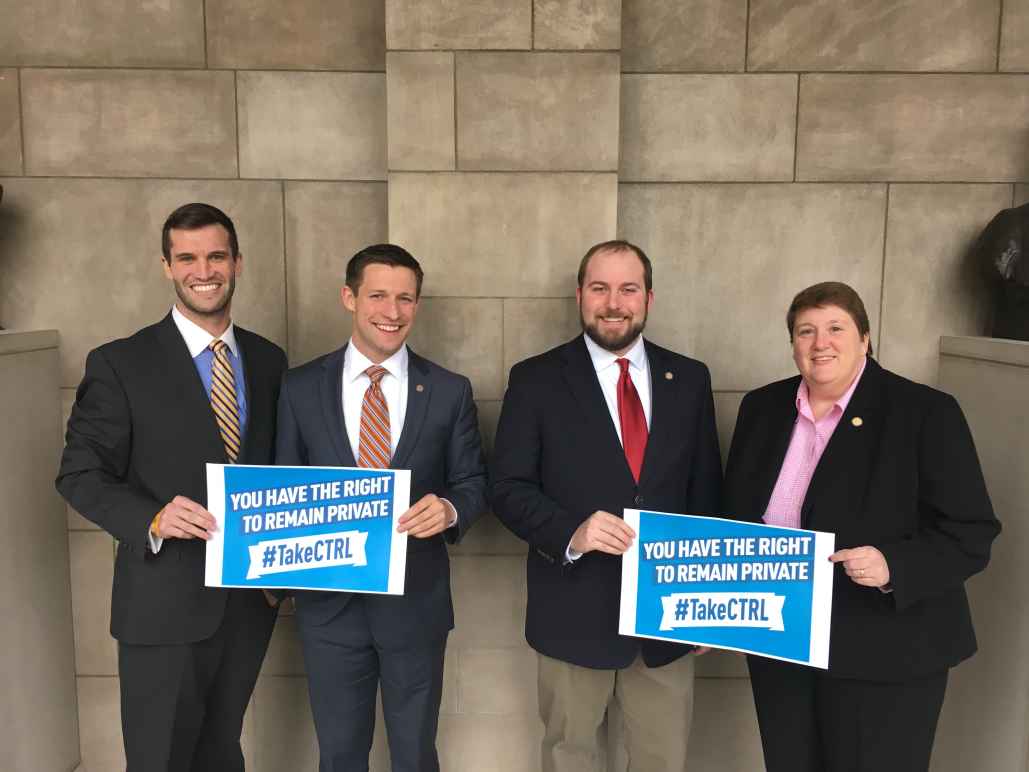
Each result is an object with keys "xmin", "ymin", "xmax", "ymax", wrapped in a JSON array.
[
  {"xmin": 665, "ymin": 371, "xmax": 674, "ymax": 380},
  {"xmin": 851, "ymin": 416, "xmax": 863, "ymax": 427},
  {"xmin": 415, "ymin": 384, "xmax": 424, "ymax": 393}
]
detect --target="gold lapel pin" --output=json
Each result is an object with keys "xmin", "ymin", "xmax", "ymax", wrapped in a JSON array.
[
  {"xmin": 415, "ymin": 384, "xmax": 424, "ymax": 393},
  {"xmin": 851, "ymin": 416, "xmax": 863, "ymax": 427},
  {"xmin": 665, "ymin": 371, "xmax": 674, "ymax": 380}
]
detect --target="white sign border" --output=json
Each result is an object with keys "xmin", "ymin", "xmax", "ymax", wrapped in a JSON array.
[
  {"xmin": 619, "ymin": 508, "xmax": 835, "ymax": 669},
  {"xmin": 204, "ymin": 463, "xmax": 411, "ymax": 595}
]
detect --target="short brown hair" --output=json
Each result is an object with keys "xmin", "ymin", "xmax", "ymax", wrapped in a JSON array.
[
  {"xmin": 345, "ymin": 243, "xmax": 424, "ymax": 298},
  {"xmin": 577, "ymin": 240, "xmax": 653, "ymax": 292},
  {"xmin": 786, "ymin": 281, "xmax": 874, "ymax": 356},
  {"xmin": 162, "ymin": 203, "xmax": 239, "ymax": 263}
]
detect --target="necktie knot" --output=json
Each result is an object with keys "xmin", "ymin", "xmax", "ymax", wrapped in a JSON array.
[
  {"xmin": 365, "ymin": 365, "xmax": 388, "ymax": 385},
  {"xmin": 617, "ymin": 358, "xmax": 630, "ymax": 376},
  {"xmin": 210, "ymin": 339, "xmax": 228, "ymax": 355}
]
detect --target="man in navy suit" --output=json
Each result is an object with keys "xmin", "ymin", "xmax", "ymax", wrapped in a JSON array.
[
  {"xmin": 275, "ymin": 243, "xmax": 487, "ymax": 772},
  {"xmin": 491, "ymin": 240, "xmax": 722, "ymax": 771}
]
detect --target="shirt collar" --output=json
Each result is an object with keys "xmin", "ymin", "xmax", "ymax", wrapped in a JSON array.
[
  {"xmin": 796, "ymin": 355, "xmax": 868, "ymax": 421},
  {"xmin": 344, "ymin": 340, "xmax": 408, "ymax": 383},
  {"xmin": 583, "ymin": 332, "xmax": 646, "ymax": 375},
  {"xmin": 171, "ymin": 306, "xmax": 239, "ymax": 359}
]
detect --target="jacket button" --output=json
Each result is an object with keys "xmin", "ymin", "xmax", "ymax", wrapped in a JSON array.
[{"xmin": 634, "ymin": 495, "xmax": 643, "ymax": 507}]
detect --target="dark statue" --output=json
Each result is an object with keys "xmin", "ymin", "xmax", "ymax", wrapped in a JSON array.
[{"xmin": 975, "ymin": 202, "xmax": 1029, "ymax": 341}]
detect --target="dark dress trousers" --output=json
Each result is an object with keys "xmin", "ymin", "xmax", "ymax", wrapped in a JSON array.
[
  {"xmin": 490, "ymin": 336, "xmax": 722, "ymax": 670},
  {"xmin": 56, "ymin": 313, "xmax": 287, "ymax": 772},
  {"xmin": 723, "ymin": 357, "xmax": 1000, "ymax": 772},
  {"xmin": 275, "ymin": 344, "xmax": 487, "ymax": 772}
]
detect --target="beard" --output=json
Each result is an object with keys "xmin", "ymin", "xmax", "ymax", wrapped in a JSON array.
[
  {"xmin": 173, "ymin": 275, "xmax": 236, "ymax": 318},
  {"xmin": 580, "ymin": 304, "xmax": 647, "ymax": 353}
]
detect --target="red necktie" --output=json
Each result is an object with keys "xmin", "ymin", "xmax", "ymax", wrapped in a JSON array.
[
  {"xmin": 617, "ymin": 358, "xmax": 648, "ymax": 482},
  {"xmin": 358, "ymin": 366, "xmax": 391, "ymax": 468}
]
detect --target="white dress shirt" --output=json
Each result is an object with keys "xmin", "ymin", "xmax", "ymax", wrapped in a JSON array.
[
  {"xmin": 342, "ymin": 340, "xmax": 457, "ymax": 528},
  {"xmin": 342, "ymin": 341, "xmax": 408, "ymax": 459},
  {"xmin": 582, "ymin": 333, "xmax": 653, "ymax": 437},
  {"xmin": 567, "ymin": 333, "xmax": 652, "ymax": 561},
  {"xmin": 150, "ymin": 307, "xmax": 241, "ymax": 553}
]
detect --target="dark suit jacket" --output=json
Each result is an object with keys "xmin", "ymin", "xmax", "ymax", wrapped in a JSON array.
[
  {"xmin": 490, "ymin": 336, "xmax": 722, "ymax": 669},
  {"xmin": 56, "ymin": 313, "xmax": 287, "ymax": 645},
  {"xmin": 724, "ymin": 357, "xmax": 1000, "ymax": 681},
  {"xmin": 274, "ymin": 344, "xmax": 487, "ymax": 646}
]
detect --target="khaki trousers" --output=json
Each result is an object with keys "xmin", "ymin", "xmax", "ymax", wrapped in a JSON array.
[{"xmin": 538, "ymin": 652, "xmax": 695, "ymax": 772}]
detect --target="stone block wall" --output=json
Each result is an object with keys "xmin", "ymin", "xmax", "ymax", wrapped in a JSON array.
[{"xmin": 1, "ymin": 1, "xmax": 1025, "ymax": 770}]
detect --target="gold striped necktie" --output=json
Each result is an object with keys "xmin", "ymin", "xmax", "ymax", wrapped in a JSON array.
[
  {"xmin": 358, "ymin": 365, "xmax": 391, "ymax": 469},
  {"xmin": 209, "ymin": 340, "xmax": 241, "ymax": 462}
]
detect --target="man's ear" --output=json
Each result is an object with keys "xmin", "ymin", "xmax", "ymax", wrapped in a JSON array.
[{"xmin": 341, "ymin": 285, "xmax": 357, "ymax": 312}]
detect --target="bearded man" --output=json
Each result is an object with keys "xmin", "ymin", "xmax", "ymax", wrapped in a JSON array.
[{"xmin": 490, "ymin": 240, "xmax": 722, "ymax": 772}]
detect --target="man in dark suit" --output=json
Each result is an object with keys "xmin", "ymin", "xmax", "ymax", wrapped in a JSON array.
[
  {"xmin": 275, "ymin": 243, "xmax": 487, "ymax": 772},
  {"xmin": 491, "ymin": 240, "xmax": 722, "ymax": 771},
  {"xmin": 56, "ymin": 203, "xmax": 287, "ymax": 771}
]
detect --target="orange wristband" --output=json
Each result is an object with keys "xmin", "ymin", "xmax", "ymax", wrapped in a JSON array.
[{"xmin": 150, "ymin": 509, "xmax": 163, "ymax": 537}]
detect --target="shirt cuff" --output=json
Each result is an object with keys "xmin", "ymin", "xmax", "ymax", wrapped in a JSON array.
[
  {"xmin": 440, "ymin": 498, "xmax": 459, "ymax": 530},
  {"xmin": 565, "ymin": 544, "xmax": 582, "ymax": 564},
  {"xmin": 148, "ymin": 529, "xmax": 164, "ymax": 554}
]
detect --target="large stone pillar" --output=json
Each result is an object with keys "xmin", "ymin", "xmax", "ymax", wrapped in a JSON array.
[
  {"xmin": 0, "ymin": 330, "xmax": 79, "ymax": 771},
  {"xmin": 933, "ymin": 336, "xmax": 1029, "ymax": 772}
]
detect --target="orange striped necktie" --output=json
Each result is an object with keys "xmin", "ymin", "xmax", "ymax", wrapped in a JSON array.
[
  {"xmin": 358, "ymin": 365, "xmax": 391, "ymax": 469},
  {"xmin": 209, "ymin": 340, "xmax": 241, "ymax": 462}
]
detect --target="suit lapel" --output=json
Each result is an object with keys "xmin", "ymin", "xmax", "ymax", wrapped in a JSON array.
[
  {"xmin": 801, "ymin": 358, "xmax": 884, "ymax": 530},
  {"xmin": 235, "ymin": 327, "xmax": 255, "ymax": 459},
  {"xmin": 561, "ymin": 337, "xmax": 636, "ymax": 486},
  {"xmin": 392, "ymin": 350, "xmax": 431, "ymax": 469},
  {"xmin": 751, "ymin": 389, "xmax": 800, "ymax": 518},
  {"xmin": 639, "ymin": 342, "xmax": 676, "ymax": 485},
  {"xmin": 153, "ymin": 313, "xmax": 227, "ymax": 460},
  {"xmin": 320, "ymin": 346, "xmax": 357, "ymax": 467}
]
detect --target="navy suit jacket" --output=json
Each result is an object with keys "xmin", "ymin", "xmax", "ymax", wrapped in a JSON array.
[
  {"xmin": 275, "ymin": 344, "xmax": 487, "ymax": 645},
  {"xmin": 56, "ymin": 313, "xmax": 286, "ymax": 644},
  {"xmin": 724, "ymin": 357, "xmax": 1000, "ymax": 680},
  {"xmin": 490, "ymin": 336, "xmax": 722, "ymax": 669}
]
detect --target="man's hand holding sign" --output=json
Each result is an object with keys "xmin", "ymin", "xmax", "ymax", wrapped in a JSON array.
[
  {"xmin": 570, "ymin": 510, "xmax": 636, "ymax": 555},
  {"xmin": 398, "ymin": 493, "xmax": 457, "ymax": 539}
]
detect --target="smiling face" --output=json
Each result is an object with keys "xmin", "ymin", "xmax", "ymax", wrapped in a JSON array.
[
  {"xmin": 576, "ymin": 247, "xmax": 654, "ymax": 356},
  {"xmin": 162, "ymin": 223, "xmax": 241, "ymax": 335},
  {"xmin": 342, "ymin": 262, "xmax": 419, "ymax": 363},
  {"xmin": 791, "ymin": 304, "xmax": 870, "ymax": 399}
]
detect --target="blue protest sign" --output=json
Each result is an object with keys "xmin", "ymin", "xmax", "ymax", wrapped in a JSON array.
[
  {"xmin": 619, "ymin": 510, "xmax": 835, "ymax": 668},
  {"xmin": 205, "ymin": 464, "xmax": 410, "ymax": 594}
]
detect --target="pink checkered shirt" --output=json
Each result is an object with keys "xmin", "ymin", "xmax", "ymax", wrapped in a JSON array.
[{"xmin": 763, "ymin": 358, "xmax": 867, "ymax": 529}]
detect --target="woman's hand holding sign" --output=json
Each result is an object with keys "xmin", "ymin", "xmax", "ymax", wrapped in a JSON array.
[
  {"xmin": 829, "ymin": 546, "xmax": 890, "ymax": 588},
  {"xmin": 570, "ymin": 510, "xmax": 636, "ymax": 555}
]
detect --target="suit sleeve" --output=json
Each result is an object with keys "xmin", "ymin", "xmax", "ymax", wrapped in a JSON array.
[
  {"xmin": 440, "ymin": 378, "xmax": 487, "ymax": 544},
  {"xmin": 274, "ymin": 374, "xmax": 308, "ymax": 467},
  {"xmin": 490, "ymin": 365, "xmax": 581, "ymax": 562},
  {"xmin": 686, "ymin": 364, "xmax": 722, "ymax": 517},
  {"xmin": 878, "ymin": 392, "xmax": 1000, "ymax": 611},
  {"xmin": 55, "ymin": 347, "xmax": 164, "ymax": 548}
]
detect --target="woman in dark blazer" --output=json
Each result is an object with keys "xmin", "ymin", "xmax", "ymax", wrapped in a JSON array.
[{"xmin": 724, "ymin": 281, "xmax": 999, "ymax": 772}]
